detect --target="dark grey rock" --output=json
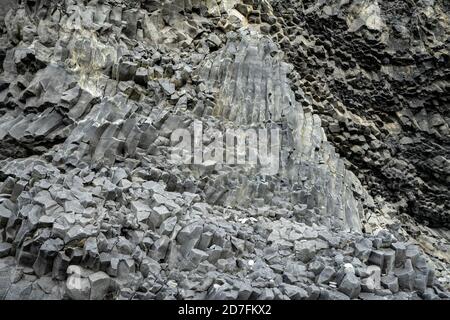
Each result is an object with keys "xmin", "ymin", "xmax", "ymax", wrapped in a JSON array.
[
  {"xmin": 354, "ymin": 238, "xmax": 372, "ymax": 263},
  {"xmin": 33, "ymin": 238, "xmax": 64, "ymax": 277},
  {"xmin": 381, "ymin": 274, "xmax": 399, "ymax": 293},
  {"xmin": 88, "ymin": 271, "xmax": 112, "ymax": 300},
  {"xmin": 368, "ymin": 250, "xmax": 384, "ymax": 268},
  {"xmin": 118, "ymin": 61, "xmax": 138, "ymax": 82},
  {"xmin": 317, "ymin": 266, "xmax": 335, "ymax": 284},
  {"xmin": 338, "ymin": 273, "xmax": 361, "ymax": 299},
  {"xmin": 0, "ymin": 0, "xmax": 448, "ymax": 302},
  {"xmin": 395, "ymin": 259, "xmax": 415, "ymax": 291},
  {"xmin": 391, "ymin": 242, "xmax": 406, "ymax": 267},
  {"xmin": 0, "ymin": 243, "xmax": 12, "ymax": 258}
]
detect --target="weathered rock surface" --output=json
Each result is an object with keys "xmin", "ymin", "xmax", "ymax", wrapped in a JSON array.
[
  {"xmin": 0, "ymin": 0, "xmax": 448, "ymax": 300},
  {"xmin": 270, "ymin": 0, "xmax": 450, "ymax": 228}
]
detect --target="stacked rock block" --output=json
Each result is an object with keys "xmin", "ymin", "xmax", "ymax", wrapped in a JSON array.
[
  {"xmin": 0, "ymin": 0, "xmax": 448, "ymax": 300},
  {"xmin": 268, "ymin": 0, "xmax": 450, "ymax": 227},
  {"xmin": 196, "ymin": 33, "xmax": 372, "ymax": 232}
]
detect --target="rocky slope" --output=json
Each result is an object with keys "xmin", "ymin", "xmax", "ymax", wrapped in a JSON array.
[{"xmin": 0, "ymin": 0, "xmax": 448, "ymax": 300}]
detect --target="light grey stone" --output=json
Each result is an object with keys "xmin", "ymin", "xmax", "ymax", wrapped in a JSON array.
[
  {"xmin": 317, "ymin": 266, "xmax": 335, "ymax": 284},
  {"xmin": 88, "ymin": 271, "xmax": 112, "ymax": 300},
  {"xmin": 66, "ymin": 275, "xmax": 91, "ymax": 300}
]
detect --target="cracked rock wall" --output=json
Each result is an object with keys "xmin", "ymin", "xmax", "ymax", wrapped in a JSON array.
[
  {"xmin": 0, "ymin": 0, "xmax": 448, "ymax": 300},
  {"xmin": 270, "ymin": 0, "xmax": 450, "ymax": 227}
]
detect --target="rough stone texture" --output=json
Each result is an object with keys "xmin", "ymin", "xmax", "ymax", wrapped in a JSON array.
[
  {"xmin": 0, "ymin": 0, "xmax": 448, "ymax": 300},
  {"xmin": 270, "ymin": 0, "xmax": 450, "ymax": 228}
]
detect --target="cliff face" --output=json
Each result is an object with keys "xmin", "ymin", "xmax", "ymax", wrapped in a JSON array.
[
  {"xmin": 270, "ymin": 0, "xmax": 450, "ymax": 228},
  {"xmin": 0, "ymin": 0, "xmax": 448, "ymax": 300}
]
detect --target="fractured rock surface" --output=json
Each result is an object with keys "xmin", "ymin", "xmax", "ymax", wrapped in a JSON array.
[
  {"xmin": 270, "ymin": 0, "xmax": 450, "ymax": 228},
  {"xmin": 0, "ymin": 0, "xmax": 448, "ymax": 300}
]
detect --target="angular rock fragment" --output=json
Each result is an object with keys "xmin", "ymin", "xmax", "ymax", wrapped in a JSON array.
[
  {"xmin": 395, "ymin": 259, "xmax": 415, "ymax": 291},
  {"xmin": 0, "ymin": 243, "xmax": 12, "ymax": 258},
  {"xmin": 317, "ymin": 266, "xmax": 335, "ymax": 285},
  {"xmin": 381, "ymin": 274, "xmax": 399, "ymax": 293},
  {"xmin": 0, "ymin": 0, "xmax": 448, "ymax": 302},
  {"xmin": 88, "ymin": 272, "xmax": 112, "ymax": 300},
  {"xmin": 338, "ymin": 273, "xmax": 361, "ymax": 299}
]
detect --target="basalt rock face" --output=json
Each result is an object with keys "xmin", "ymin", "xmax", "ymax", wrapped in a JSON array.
[
  {"xmin": 197, "ymin": 34, "xmax": 370, "ymax": 232},
  {"xmin": 269, "ymin": 0, "xmax": 450, "ymax": 228},
  {"xmin": 0, "ymin": 0, "xmax": 449, "ymax": 300}
]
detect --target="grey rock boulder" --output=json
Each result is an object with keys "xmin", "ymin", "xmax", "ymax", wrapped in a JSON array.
[{"xmin": 338, "ymin": 273, "xmax": 361, "ymax": 299}]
